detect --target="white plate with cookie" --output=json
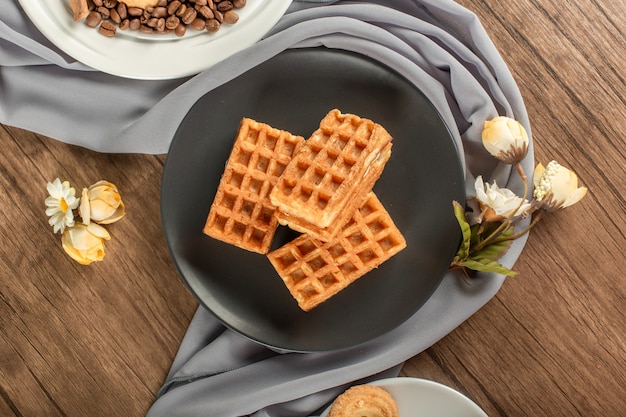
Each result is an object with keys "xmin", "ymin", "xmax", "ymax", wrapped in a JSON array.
[
  {"xmin": 18, "ymin": 0, "xmax": 291, "ymax": 79},
  {"xmin": 319, "ymin": 378, "xmax": 489, "ymax": 417}
]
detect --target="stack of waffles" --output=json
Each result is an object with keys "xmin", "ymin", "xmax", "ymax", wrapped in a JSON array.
[{"xmin": 203, "ymin": 109, "xmax": 406, "ymax": 311}]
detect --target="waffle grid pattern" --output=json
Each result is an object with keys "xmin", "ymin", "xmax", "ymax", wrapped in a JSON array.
[
  {"xmin": 203, "ymin": 118, "xmax": 304, "ymax": 253},
  {"xmin": 268, "ymin": 192, "xmax": 406, "ymax": 311},
  {"xmin": 270, "ymin": 109, "xmax": 392, "ymax": 229}
]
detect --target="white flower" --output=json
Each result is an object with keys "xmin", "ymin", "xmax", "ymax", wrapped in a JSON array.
[
  {"xmin": 45, "ymin": 178, "xmax": 80, "ymax": 234},
  {"xmin": 533, "ymin": 161, "xmax": 588, "ymax": 211},
  {"xmin": 474, "ymin": 176, "xmax": 531, "ymax": 222},
  {"xmin": 482, "ymin": 116, "xmax": 529, "ymax": 164},
  {"xmin": 62, "ymin": 223, "xmax": 110, "ymax": 265},
  {"xmin": 79, "ymin": 180, "xmax": 125, "ymax": 225}
]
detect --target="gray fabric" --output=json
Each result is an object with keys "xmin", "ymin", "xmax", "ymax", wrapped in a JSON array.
[{"xmin": 1, "ymin": 0, "xmax": 534, "ymax": 416}]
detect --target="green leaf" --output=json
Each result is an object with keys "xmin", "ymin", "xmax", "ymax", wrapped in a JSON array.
[
  {"xmin": 456, "ymin": 257, "xmax": 517, "ymax": 277},
  {"xmin": 453, "ymin": 201, "xmax": 471, "ymax": 260},
  {"xmin": 470, "ymin": 222, "xmax": 501, "ymax": 248},
  {"xmin": 476, "ymin": 239, "xmax": 513, "ymax": 261},
  {"xmin": 474, "ymin": 227, "xmax": 514, "ymax": 260}
]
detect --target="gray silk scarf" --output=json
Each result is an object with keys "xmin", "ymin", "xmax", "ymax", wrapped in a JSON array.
[{"xmin": 0, "ymin": 1, "xmax": 533, "ymax": 416}]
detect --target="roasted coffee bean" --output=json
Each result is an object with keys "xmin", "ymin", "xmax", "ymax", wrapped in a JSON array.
[
  {"xmin": 165, "ymin": 15, "xmax": 180, "ymax": 29},
  {"xmin": 152, "ymin": 6, "xmax": 168, "ymax": 18},
  {"xmin": 167, "ymin": 1, "xmax": 181, "ymax": 15},
  {"xmin": 223, "ymin": 10, "xmax": 238, "ymax": 24},
  {"xmin": 216, "ymin": 1, "xmax": 233, "ymax": 12},
  {"xmin": 205, "ymin": 18, "xmax": 220, "ymax": 32},
  {"xmin": 146, "ymin": 17, "xmax": 159, "ymax": 28},
  {"xmin": 85, "ymin": 11, "xmax": 102, "ymax": 27},
  {"xmin": 129, "ymin": 18, "xmax": 141, "ymax": 30},
  {"xmin": 127, "ymin": 6, "xmax": 143, "ymax": 16},
  {"xmin": 117, "ymin": 3, "xmax": 127, "ymax": 19},
  {"xmin": 213, "ymin": 9, "xmax": 223, "ymax": 23},
  {"xmin": 97, "ymin": 6, "xmax": 110, "ymax": 18},
  {"xmin": 155, "ymin": 18, "xmax": 166, "ymax": 31},
  {"xmin": 175, "ymin": 4, "xmax": 187, "ymax": 17},
  {"xmin": 110, "ymin": 8, "xmax": 121, "ymax": 24},
  {"xmin": 191, "ymin": 17, "xmax": 206, "ymax": 31},
  {"xmin": 181, "ymin": 8, "xmax": 197, "ymax": 24},
  {"xmin": 197, "ymin": 5, "xmax": 213, "ymax": 19},
  {"xmin": 98, "ymin": 21, "xmax": 116, "ymax": 36},
  {"xmin": 175, "ymin": 23, "xmax": 186, "ymax": 37},
  {"xmin": 79, "ymin": 0, "xmax": 247, "ymax": 37}
]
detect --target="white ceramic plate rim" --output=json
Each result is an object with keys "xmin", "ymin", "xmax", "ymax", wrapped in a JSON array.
[
  {"xmin": 18, "ymin": 0, "xmax": 291, "ymax": 80},
  {"xmin": 319, "ymin": 377, "xmax": 489, "ymax": 417}
]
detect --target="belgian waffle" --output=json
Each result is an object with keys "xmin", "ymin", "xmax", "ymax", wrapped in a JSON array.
[
  {"xmin": 267, "ymin": 192, "xmax": 406, "ymax": 311},
  {"xmin": 203, "ymin": 118, "xmax": 305, "ymax": 254},
  {"xmin": 269, "ymin": 109, "xmax": 393, "ymax": 237}
]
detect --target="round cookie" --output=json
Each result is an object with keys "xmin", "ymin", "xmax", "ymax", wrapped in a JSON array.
[{"xmin": 328, "ymin": 385, "xmax": 399, "ymax": 417}]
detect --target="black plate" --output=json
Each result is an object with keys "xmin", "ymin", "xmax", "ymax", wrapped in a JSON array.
[{"xmin": 161, "ymin": 48, "xmax": 465, "ymax": 352}]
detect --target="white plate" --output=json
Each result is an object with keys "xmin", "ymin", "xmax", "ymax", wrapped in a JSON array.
[
  {"xmin": 319, "ymin": 377, "xmax": 489, "ymax": 417},
  {"xmin": 18, "ymin": 0, "xmax": 291, "ymax": 80}
]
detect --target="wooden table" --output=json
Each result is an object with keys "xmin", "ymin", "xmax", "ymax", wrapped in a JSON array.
[{"xmin": 1, "ymin": 0, "xmax": 624, "ymax": 416}]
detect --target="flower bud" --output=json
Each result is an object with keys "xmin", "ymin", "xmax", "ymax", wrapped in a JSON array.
[
  {"xmin": 62, "ymin": 223, "xmax": 111, "ymax": 265},
  {"xmin": 79, "ymin": 180, "xmax": 125, "ymax": 225},
  {"xmin": 482, "ymin": 116, "xmax": 529, "ymax": 164},
  {"xmin": 474, "ymin": 176, "xmax": 531, "ymax": 222},
  {"xmin": 533, "ymin": 161, "xmax": 587, "ymax": 211}
]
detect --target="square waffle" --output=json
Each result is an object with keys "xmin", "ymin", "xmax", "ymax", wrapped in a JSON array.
[
  {"xmin": 269, "ymin": 109, "xmax": 393, "ymax": 238},
  {"xmin": 267, "ymin": 192, "xmax": 406, "ymax": 311},
  {"xmin": 203, "ymin": 118, "xmax": 305, "ymax": 254}
]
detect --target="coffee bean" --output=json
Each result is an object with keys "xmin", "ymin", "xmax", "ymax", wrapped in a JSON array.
[
  {"xmin": 85, "ymin": 11, "xmax": 102, "ymax": 28},
  {"xmin": 152, "ymin": 6, "xmax": 168, "ymax": 18},
  {"xmin": 175, "ymin": 23, "xmax": 186, "ymax": 37},
  {"xmin": 117, "ymin": 3, "xmax": 127, "ymax": 19},
  {"xmin": 223, "ymin": 10, "xmax": 238, "ymax": 24},
  {"xmin": 167, "ymin": 1, "xmax": 181, "ymax": 15},
  {"xmin": 98, "ymin": 21, "xmax": 116, "ymax": 37},
  {"xmin": 77, "ymin": 0, "xmax": 247, "ymax": 37},
  {"xmin": 191, "ymin": 17, "xmax": 206, "ymax": 31},
  {"xmin": 129, "ymin": 18, "xmax": 141, "ymax": 30},
  {"xmin": 216, "ymin": 1, "xmax": 233, "ymax": 12},
  {"xmin": 165, "ymin": 15, "xmax": 180, "ymax": 30},
  {"xmin": 127, "ymin": 7, "xmax": 143, "ymax": 16},
  {"xmin": 110, "ymin": 9, "xmax": 121, "ymax": 24},
  {"xmin": 205, "ymin": 18, "xmax": 220, "ymax": 32},
  {"xmin": 97, "ymin": 6, "xmax": 110, "ymax": 19},
  {"xmin": 198, "ymin": 5, "xmax": 213, "ymax": 19},
  {"xmin": 181, "ymin": 8, "xmax": 197, "ymax": 24}
]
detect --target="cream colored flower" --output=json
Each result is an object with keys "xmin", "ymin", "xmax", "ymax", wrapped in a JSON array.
[
  {"xmin": 533, "ymin": 161, "xmax": 587, "ymax": 211},
  {"xmin": 45, "ymin": 178, "xmax": 80, "ymax": 234},
  {"xmin": 79, "ymin": 180, "xmax": 125, "ymax": 225},
  {"xmin": 482, "ymin": 116, "xmax": 529, "ymax": 163},
  {"xmin": 61, "ymin": 223, "xmax": 111, "ymax": 265},
  {"xmin": 474, "ymin": 176, "xmax": 531, "ymax": 222}
]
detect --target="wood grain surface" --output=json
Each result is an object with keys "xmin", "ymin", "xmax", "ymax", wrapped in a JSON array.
[{"xmin": 1, "ymin": 0, "xmax": 624, "ymax": 416}]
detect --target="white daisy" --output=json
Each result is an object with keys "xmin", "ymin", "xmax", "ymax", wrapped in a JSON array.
[{"xmin": 45, "ymin": 178, "xmax": 80, "ymax": 234}]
